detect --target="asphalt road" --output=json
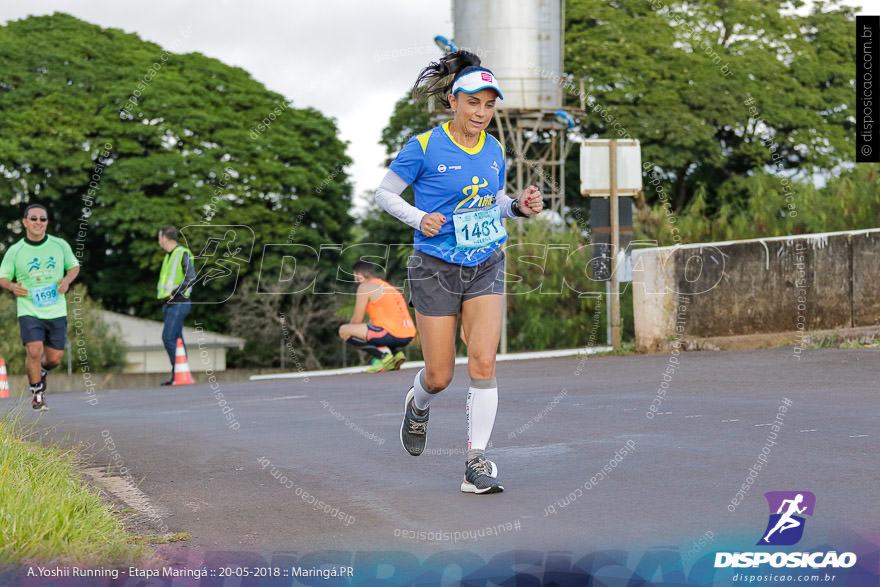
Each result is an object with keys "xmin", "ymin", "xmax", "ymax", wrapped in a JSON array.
[{"xmin": 9, "ymin": 347, "xmax": 880, "ymax": 583}]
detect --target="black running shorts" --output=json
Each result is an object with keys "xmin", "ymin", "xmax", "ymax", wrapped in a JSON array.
[
  {"xmin": 19, "ymin": 315, "xmax": 68, "ymax": 349},
  {"xmin": 407, "ymin": 248, "xmax": 505, "ymax": 317},
  {"xmin": 366, "ymin": 324, "xmax": 413, "ymax": 348}
]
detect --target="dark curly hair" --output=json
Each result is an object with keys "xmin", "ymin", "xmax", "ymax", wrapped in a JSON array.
[{"xmin": 412, "ymin": 50, "xmax": 496, "ymax": 109}]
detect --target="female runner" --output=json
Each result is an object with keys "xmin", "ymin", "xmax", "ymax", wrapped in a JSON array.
[{"xmin": 375, "ymin": 51, "xmax": 543, "ymax": 494}]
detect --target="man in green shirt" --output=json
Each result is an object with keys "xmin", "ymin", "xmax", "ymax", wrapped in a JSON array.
[{"xmin": 0, "ymin": 204, "xmax": 80, "ymax": 410}]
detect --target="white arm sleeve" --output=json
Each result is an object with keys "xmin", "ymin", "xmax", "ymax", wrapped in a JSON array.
[
  {"xmin": 497, "ymin": 191, "xmax": 518, "ymax": 219},
  {"xmin": 375, "ymin": 170, "xmax": 426, "ymax": 231}
]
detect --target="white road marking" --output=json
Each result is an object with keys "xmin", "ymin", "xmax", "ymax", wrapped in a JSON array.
[
  {"xmin": 722, "ymin": 419, "xmax": 739, "ymax": 423},
  {"xmin": 685, "ymin": 415, "xmax": 702, "ymax": 419},
  {"xmin": 82, "ymin": 467, "xmax": 170, "ymax": 527},
  {"xmin": 849, "ymin": 434, "xmax": 869, "ymax": 438},
  {"xmin": 249, "ymin": 347, "xmax": 613, "ymax": 381},
  {"xmin": 799, "ymin": 429, "xmax": 818, "ymax": 433},
  {"xmin": 235, "ymin": 395, "xmax": 308, "ymax": 404}
]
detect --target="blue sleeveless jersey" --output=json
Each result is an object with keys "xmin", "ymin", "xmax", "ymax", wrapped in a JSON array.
[{"xmin": 389, "ymin": 122, "xmax": 506, "ymax": 267}]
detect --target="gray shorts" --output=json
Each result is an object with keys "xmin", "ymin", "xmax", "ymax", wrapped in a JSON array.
[{"xmin": 407, "ymin": 249, "xmax": 505, "ymax": 317}]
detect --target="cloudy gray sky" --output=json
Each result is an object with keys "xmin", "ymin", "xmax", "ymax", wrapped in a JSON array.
[
  {"xmin": 2, "ymin": 1, "xmax": 870, "ymax": 211},
  {"xmin": 1, "ymin": 0, "xmax": 453, "ymax": 210}
]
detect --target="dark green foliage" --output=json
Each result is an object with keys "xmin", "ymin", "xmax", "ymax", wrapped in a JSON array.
[
  {"xmin": 565, "ymin": 0, "xmax": 856, "ymax": 214},
  {"xmin": 639, "ymin": 164, "xmax": 880, "ymax": 244},
  {"xmin": 371, "ymin": 1, "xmax": 859, "ymax": 350},
  {"xmin": 0, "ymin": 13, "xmax": 352, "ymax": 354},
  {"xmin": 506, "ymin": 219, "xmax": 627, "ymax": 350},
  {"xmin": 359, "ymin": 94, "xmax": 434, "ymax": 286},
  {"xmin": 380, "ymin": 96, "xmax": 432, "ymax": 166},
  {"xmin": 356, "ymin": 198, "xmax": 414, "ymax": 286}
]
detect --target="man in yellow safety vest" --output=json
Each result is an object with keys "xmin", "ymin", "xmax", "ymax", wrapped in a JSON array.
[{"xmin": 157, "ymin": 226, "xmax": 196, "ymax": 385}]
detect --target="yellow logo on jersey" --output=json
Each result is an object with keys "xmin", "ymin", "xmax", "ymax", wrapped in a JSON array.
[{"xmin": 454, "ymin": 176, "xmax": 494, "ymax": 212}]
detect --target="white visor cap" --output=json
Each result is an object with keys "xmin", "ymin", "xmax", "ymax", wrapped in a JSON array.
[{"xmin": 451, "ymin": 70, "xmax": 504, "ymax": 100}]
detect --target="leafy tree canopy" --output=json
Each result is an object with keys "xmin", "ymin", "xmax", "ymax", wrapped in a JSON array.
[
  {"xmin": 565, "ymin": 0, "xmax": 856, "ymax": 211},
  {"xmin": 0, "ymin": 13, "xmax": 352, "ymax": 332}
]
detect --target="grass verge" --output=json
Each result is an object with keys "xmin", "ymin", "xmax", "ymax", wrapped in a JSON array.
[
  {"xmin": 590, "ymin": 342, "xmax": 639, "ymax": 357},
  {"xmin": 805, "ymin": 333, "xmax": 880, "ymax": 349},
  {"xmin": 0, "ymin": 409, "xmax": 148, "ymax": 567}
]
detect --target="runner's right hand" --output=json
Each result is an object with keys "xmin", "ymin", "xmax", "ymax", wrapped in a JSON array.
[
  {"xmin": 11, "ymin": 283, "xmax": 28, "ymax": 297},
  {"xmin": 420, "ymin": 213, "xmax": 446, "ymax": 238}
]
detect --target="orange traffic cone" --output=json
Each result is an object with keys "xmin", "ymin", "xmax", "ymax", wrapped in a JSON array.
[
  {"xmin": 172, "ymin": 338, "xmax": 194, "ymax": 385},
  {"xmin": 0, "ymin": 358, "xmax": 8, "ymax": 399}
]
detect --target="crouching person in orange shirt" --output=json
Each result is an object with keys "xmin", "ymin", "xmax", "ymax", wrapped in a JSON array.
[{"xmin": 338, "ymin": 261, "xmax": 416, "ymax": 373}]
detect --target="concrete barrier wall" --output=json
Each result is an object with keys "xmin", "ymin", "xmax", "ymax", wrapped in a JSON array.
[
  {"xmin": 853, "ymin": 230, "xmax": 880, "ymax": 325},
  {"xmin": 632, "ymin": 229, "xmax": 880, "ymax": 351}
]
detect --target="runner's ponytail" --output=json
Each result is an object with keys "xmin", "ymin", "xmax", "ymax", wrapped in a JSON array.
[{"xmin": 412, "ymin": 50, "xmax": 484, "ymax": 108}]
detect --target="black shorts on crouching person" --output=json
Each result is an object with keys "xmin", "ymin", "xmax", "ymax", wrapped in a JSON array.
[
  {"xmin": 407, "ymin": 248, "xmax": 505, "ymax": 317},
  {"xmin": 366, "ymin": 324, "xmax": 413, "ymax": 348},
  {"xmin": 19, "ymin": 315, "xmax": 68, "ymax": 350}
]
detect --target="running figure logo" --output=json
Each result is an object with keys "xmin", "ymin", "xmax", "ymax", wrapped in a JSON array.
[
  {"xmin": 757, "ymin": 491, "xmax": 816, "ymax": 546},
  {"xmin": 178, "ymin": 225, "xmax": 255, "ymax": 304},
  {"xmin": 454, "ymin": 176, "xmax": 493, "ymax": 211}
]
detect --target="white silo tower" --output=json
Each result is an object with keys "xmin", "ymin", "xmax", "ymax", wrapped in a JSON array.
[
  {"xmin": 451, "ymin": 0, "xmax": 573, "ymax": 216},
  {"xmin": 453, "ymin": 0, "xmax": 563, "ymax": 110}
]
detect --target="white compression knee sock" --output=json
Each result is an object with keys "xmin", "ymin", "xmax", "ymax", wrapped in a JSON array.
[
  {"xmin": 466, "ymin": 377, "xmax": 498, "ymax": 460},
  {"xmin": 412, "ymin": 368, "xmax": 441, "ymax": 413}
]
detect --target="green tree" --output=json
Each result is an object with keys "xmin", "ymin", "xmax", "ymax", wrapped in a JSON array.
[
  {"xmin": 565, "ymin": 0, "xmax": 856, "ymax": 213},
  {"xmin": 638, "ymin": 164, "xmax": 880, "ymax": 245},
  {"xmin": 370, "ymin": 2, "xmax": 862, "ymax": 353},
  {"xmin": 380, "ymin": 95, "xmax": 432, "ymax": 158},
  {"xmin": 357, "ymin": 94, "xmax": 434, "ymax": 283},
  {"xmin": 355, "ymin": 198, "xmax": 414, "ymax": 286},
  {"xmin": 0, "ymin": 13, "xmax": 352, "ymax": 340},
  {"xmin": 504, "ymin": 218, "xmax": 636, "ymax": 350}
]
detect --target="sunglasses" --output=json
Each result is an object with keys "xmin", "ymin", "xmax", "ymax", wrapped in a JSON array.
[{"xmin": 27, "ymin": 216, "xmax": 48, "ymax": 222}]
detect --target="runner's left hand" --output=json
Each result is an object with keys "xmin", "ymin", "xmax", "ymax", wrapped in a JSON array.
[
  {"xmin": 519, "ymin": 186, "xmax": 543, "ymax": 216},
  {"xmin": 57, "ymin": 279, "xmax": 69, "ymax": 295}
]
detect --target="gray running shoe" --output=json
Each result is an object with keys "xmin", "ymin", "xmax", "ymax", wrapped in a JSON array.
[
  {"xmin": 461, "ymin": 456, "xmax": 504, "ymax": 494},
  {"xmin": 400, "ymin": 387, "xmax": 429, "ymax": 456}
]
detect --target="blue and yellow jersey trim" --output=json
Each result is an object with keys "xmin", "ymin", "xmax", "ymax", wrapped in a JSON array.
[
  {"xmin": 441, "ymin": 121, "xmax": 486, "ymax": 155},
  {"xmin": 487, "ymin": 133, "xmax": 504, "ymax": 155},
  {"xmin": 415, "ymin": 123, "xmax": 501, "ymax": 157},
  {"xmin": 416, "ymin": 129, "xmax": 432, "ymax": 154}
]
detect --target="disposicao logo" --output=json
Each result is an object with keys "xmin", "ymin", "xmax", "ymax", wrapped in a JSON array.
[
  {"xmin": 758, "ymin": 490, "xmax": 815, "ymax": 546},
  {"xmin": 714, "ymin": 491, "xmax": 857, "ymax": 570}
]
